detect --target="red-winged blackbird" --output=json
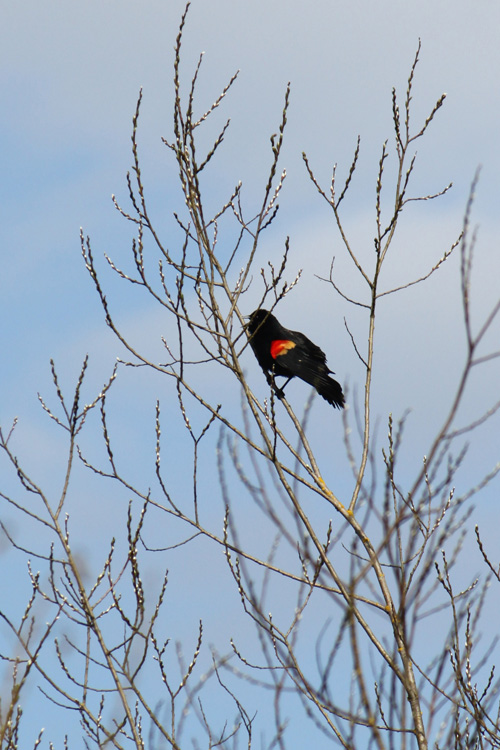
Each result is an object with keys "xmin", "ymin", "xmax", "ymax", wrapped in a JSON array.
[{"xmin": 246, "ymin": 309, "xmax": 345, "ymax": 409}]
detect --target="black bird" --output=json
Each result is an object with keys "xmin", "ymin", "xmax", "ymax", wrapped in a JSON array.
[{"xmin": 246, "ymin": 309, "xmax": 345, "ymax": 409}]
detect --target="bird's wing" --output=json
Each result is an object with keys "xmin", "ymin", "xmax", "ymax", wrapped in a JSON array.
[{"xmin": 290, "ymin": 331, "xmax": 328, "ymax": 367}]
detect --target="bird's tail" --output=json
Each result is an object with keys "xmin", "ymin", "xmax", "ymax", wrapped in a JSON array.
[{"xmin": 315, "ymin": 375, "xmax": 345, "ymax": 409}]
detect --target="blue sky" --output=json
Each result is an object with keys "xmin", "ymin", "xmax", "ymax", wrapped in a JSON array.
[
  {"xmin": 2, "ymin": 0, "xmax": 500, "ymax": 746},
  {"xmin": 2, "ymin": 0, "xmax": 500, "ymax": 398}
]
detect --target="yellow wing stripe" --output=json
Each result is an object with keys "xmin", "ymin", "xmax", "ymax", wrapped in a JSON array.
[{"xmin": 270, "ymin": 339, "xmax": 296, "ymax": 359}]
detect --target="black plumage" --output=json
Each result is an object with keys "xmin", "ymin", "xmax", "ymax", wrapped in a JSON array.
[{"xmin": 246, "ymin": 309, "xmax": 345, "ymax": 409}]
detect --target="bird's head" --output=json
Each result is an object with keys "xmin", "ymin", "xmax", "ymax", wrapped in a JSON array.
[{"xmin": 245, "ymin": 309, "xmax": 271, "ymax": 334}]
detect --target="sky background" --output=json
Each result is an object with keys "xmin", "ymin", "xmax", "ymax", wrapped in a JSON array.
[{"xmin": 2, "ymin": 0, "xmax": 500, "ymax": 746}]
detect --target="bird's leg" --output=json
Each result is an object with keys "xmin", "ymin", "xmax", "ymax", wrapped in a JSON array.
[
  {"xmin": 273, "ymin": 382, "xmax": 286, "ymax": 399},
  {"xmin": 264, "ymin": 370, "xmax": 281, "ymax": 396},
  {"xmin": 267, "ymin": 369, "xmax": 291, "ymax": 400},
  {"xmin": 275, "ymin": 377, "xmax": 292, "ymax": 398}
]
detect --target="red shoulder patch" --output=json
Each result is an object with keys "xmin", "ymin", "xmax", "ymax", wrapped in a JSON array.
[{"xmin": 270, "ymin": 339, "xmax": 296, "ymax": 359}]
